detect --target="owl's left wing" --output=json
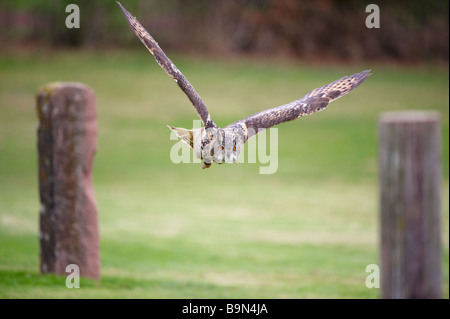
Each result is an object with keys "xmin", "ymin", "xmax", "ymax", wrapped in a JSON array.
[
  {"xmin": 117, "ymin": 2, "xmax": 215, "ymax": 128},
  {"xmin": 226, "ymin": 70, "xmax": 371, "ymax": 141}
]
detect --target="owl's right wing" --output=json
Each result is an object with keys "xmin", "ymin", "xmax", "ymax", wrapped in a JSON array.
[
  {"xmin": 226, "ymin": 70, "xmax": 371, "ymax": 141},
  {"xmin": 117, "ymin": 2, "xmax": 216, "ymax": 128}
]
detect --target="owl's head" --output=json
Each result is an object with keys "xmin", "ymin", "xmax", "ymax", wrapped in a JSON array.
[
  {"xmin": 169, "ymin": 125, "xmax": 244, "ymax": 167},
  {"xmin": 202, "ymin": 127, "xmax": 243, "ymax": 164}
]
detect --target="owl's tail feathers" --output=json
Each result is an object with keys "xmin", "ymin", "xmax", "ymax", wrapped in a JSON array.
[{"xmin": 167, "ymin": 125, "xmax": 194, "ymax": 148}]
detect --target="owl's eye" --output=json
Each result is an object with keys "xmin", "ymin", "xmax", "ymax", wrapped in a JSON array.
[
  {"xmin": 233, "ymin": 147, "xmax": 236, "ymax": 151},
  {"xmin": 218, "ymin": 146, "xmax": 224, "ymax": 150}
]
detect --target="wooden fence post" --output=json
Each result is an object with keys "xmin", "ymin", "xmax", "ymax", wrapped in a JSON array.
[
  {"xmin": 379, "ymin": 111, "xmax": 441, "ymax": 298},
  {"xmin": 36, "ymin": 82, "xmax": 100, "ymax": 280}
]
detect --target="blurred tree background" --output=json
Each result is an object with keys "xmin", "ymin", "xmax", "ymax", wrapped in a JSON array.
[{"xmin": 0, "ymin": 0, "xmax": 448, "ymax": 63}]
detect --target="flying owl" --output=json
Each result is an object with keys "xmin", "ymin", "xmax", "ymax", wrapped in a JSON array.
[{"xmin": 118, "ymin": 2, "xmax": 371, "ymax": 169}]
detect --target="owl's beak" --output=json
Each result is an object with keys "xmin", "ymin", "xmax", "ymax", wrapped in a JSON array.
[{"xmin": 225, "ymin": 152, "xmax": 234, "ymax": 163}]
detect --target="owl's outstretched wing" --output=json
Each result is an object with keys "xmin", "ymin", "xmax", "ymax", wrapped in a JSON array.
[
  {"xmin": 117, "ymin": 2, "xmax": 215, "ymax": 128},
  {"xmin": 226, "ymin": 70, "xmax": 371, "ymax": 141}
]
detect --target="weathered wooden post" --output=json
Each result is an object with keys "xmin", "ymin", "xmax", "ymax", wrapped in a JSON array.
[
  {"xmin": 379, "ymin": 111, "xmax": 441, "ymax": 298},
  {"xmin": 36, "ymin": 82, "xmax": 100, "ymax": 280}
]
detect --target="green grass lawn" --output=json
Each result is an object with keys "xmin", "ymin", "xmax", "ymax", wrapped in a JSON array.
[{"xmin": 0, "ymin": 51, "xmax": 448, "ymax": 298}]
